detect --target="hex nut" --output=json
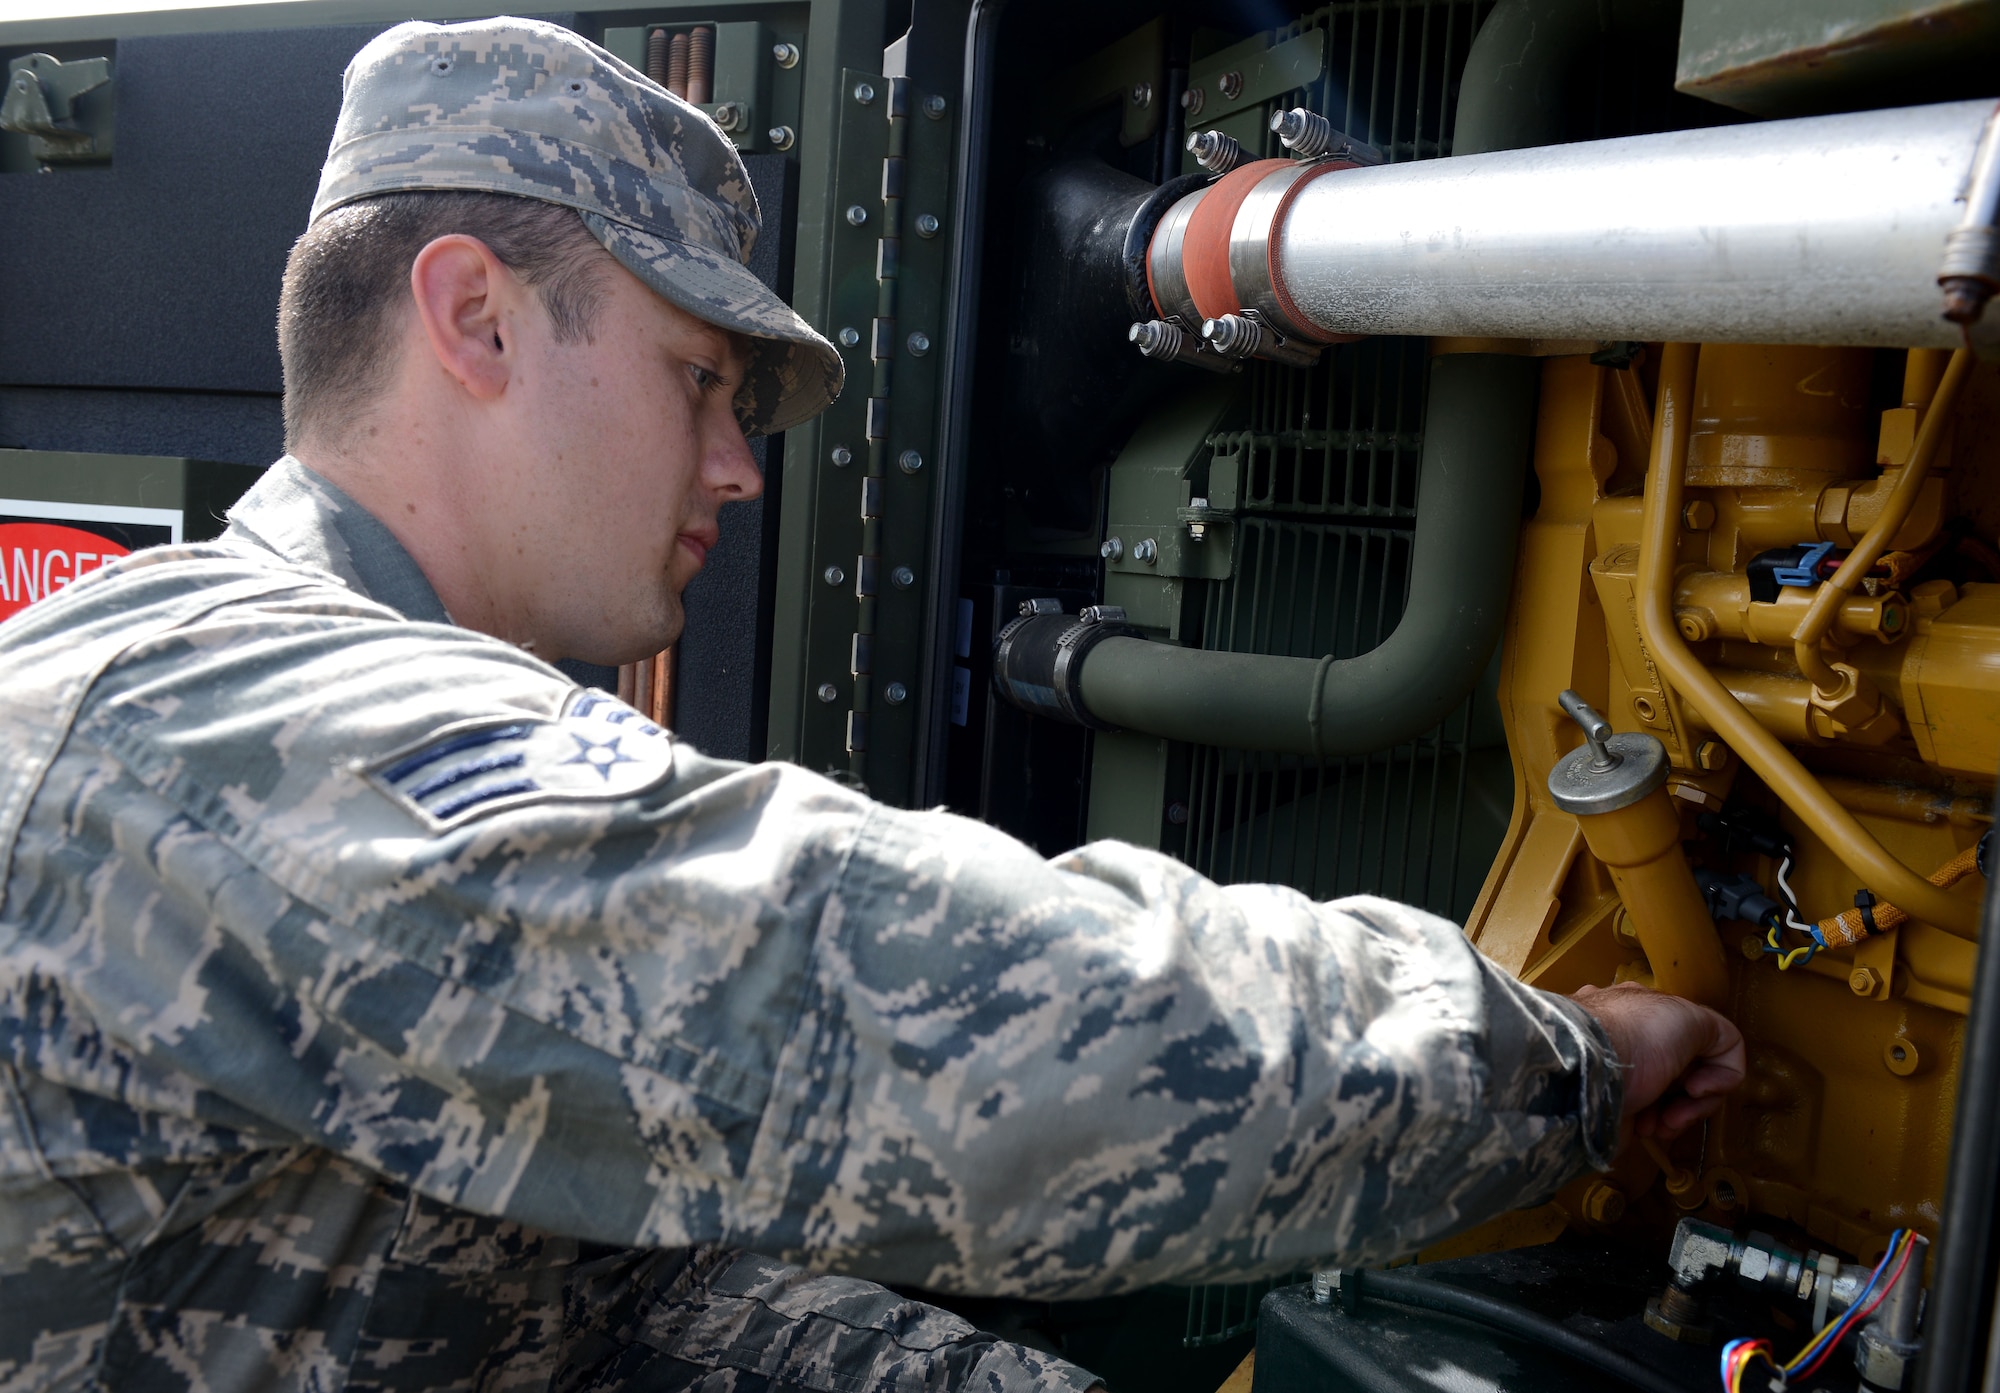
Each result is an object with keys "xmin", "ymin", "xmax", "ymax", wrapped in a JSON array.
[
  {"xmin": 771, "ymin": 41, "xmax": 800, "ymax": 68},
  {"xmin": 1682, "ymin": 499, "xmax": 1717, "ymax": 530},
  {"xmin": 829, "ymin": 444, "xmax": 853, "ymax": 466},
  {"xmin": 1851, "ymin": 966, "xmax": 1882, "ymax": 997},
  {"xmin": 767, "ymin": 125, "xmax": 795, "ymax": 151},
  {"xmin": 1582, "ymin": 1183, "xmax": 1627, "ymax": 1225},
  {"xmin": 916, "ymin": 212, "xmax": 941, "ymax": 238},
  {"xmin": 1133, "ymin": 538, "xmax": 1158, "ymax": 564},
  {"xmin": 1694, "ymin": 739, "xmax": 1729, "ymax": 771},
  {"xmin": 1642, "ymin": 1292, "xmax": 1712, "ymax": 1345}
]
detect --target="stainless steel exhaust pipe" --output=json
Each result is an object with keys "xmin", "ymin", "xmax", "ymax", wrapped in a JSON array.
[{"xmin": 1147, "ymin": 98, "xmax": 2000, "ymax": 353}]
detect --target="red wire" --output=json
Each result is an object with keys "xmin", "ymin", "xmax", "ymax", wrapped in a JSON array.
[{"xmin": 1789, "ymin": 1237, "xmax": 1916, "ymax": 1383}]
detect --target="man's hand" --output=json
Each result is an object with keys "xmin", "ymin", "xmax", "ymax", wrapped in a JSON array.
[{"xmin": 1572, "ymin": 982, "xmax": 1746, "ymax": 1139}]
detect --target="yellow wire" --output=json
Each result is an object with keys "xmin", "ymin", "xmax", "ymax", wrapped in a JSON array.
[{"xmin": 1764, "ymin": 926, "xmax": 1816, "ymax": 971}]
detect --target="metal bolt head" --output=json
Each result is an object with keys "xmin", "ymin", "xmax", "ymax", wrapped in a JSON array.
[
  {"xmin": 891, "ymin": 565, "xmax": 915, "ymax": 589},
  {"xmin": 1582, "ymin": 1183, "xmax": 1627, "ymax": 1225},
  {"xmin": 1850, "ymin": 966, "xmax": 1882, "ymax": 996},
  {"xmin": 1133, "ymin": 538, "xmax": 1158, "ymax": 564},
  {"xmin": 713, "ymin": 102, "xmax": 741, "ymax": 130},
  {"xmin": 922, "ymin": 93, "xmax": 947, "ymax": 119},
  {"xmin": 853, "ymin": 81, "xmax": 876, "ymax": 104},
  {"xmin": 816, "ymin": 682, "xmax": 838, "ymax": 703},
  {"xmin": 829, "ymin": 444, "xmax": 853, "ymax": 466},
  {"xmin": 1129, "ymin": 82, "xmax": 1152, "ymax": 108},
  {"xmin": 898, "ymin": 449, "xmax": 924, "ymax": 474},
  {"xmin": 1694, "ymin": 739, "xmax": 1728, "ymax": 771},
  {"xmin": 1100, "ymin": 536, "xmax": 1124, "ymax": 562},
  {"xmin": 1643, "ymin": 1291, "xmax": 1713, "ymax": 1345},
  {"xmin": 823, "ymin": 565, "xmax": 845, "ymax": 586},
  {"xmin": 915, "ymin": 212, "xmax": 941, "ymax": 238},
  {"xmin": 1682, "ymin": 499, "xmax": 1717, "ymax": 530},
  {"xmin": 1166, "ymin": 801, "xmax": 1189, "ymax": 826},
  {"xmin": 772, "ymin": 41, "xmax": 800, "ymax": 68},
  {"xmin": 1181, "ymin": 86, "xmax": 1205, "ymax": 117},
  {"xmin": 838, "ymin": 326, "xmax": 861, "ymax": 347},
  {"xmin": 884, "ymin": 681, "xmax": 908, "ymax": 704},
  {"xmin": 1217, "ymin": 69, "xmax": 1244, "ymax": 100},
  {"xmin": 767, "ymin": 125, "xmax": 796, "ymax": 151},
  {"xmin": 845, "ymin": 204, "xmax": 869, "ymax": 227},
  {"xmin": 906, "ymin": 331, "xmax": 931, "ymax": 356},
  {"xmin": 1740, "ymin": 933, "xmax": 1766, "ymax": 961}
]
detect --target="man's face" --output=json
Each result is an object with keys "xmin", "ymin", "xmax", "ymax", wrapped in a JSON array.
[{"xmin": 494, "ymin": 255, "xmax": 763, "ymax": 666}]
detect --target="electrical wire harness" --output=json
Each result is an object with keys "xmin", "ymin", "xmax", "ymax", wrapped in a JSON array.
[{"xmin": 1717, "ymin": 1229, "xmax": 1920, "ymax": 1392}]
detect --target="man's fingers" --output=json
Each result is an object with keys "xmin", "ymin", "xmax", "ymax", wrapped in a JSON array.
[{"xmin": 1655, "ymin": 1091, "xmax": 1728, "ymax": 1139}]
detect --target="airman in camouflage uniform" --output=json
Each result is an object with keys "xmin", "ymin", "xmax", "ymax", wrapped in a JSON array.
[{"xmin": 0, "ymin": 15, "xmax": 1734, "ymax": 1393}]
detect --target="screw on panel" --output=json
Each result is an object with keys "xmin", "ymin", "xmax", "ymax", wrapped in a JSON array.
[
  {"xmin": 1129, "ymin": 82, "xmax": 1152, "ymax": 109},
  {"xmin": 1166, "ymin": 801, "xmax": 1189, "ymax": 825},
  {"xmin": 767, "ymin": 125, "xmax": 795, "ymax": 151},
  {"xmin": 891, "ymin": 565, "xmax": 915, "ymax": 589},
  {"xmin": 816, "ymin": 682, "xmax": 838, "ymax": 702},
  {"xmin": 711, "ymin": 102, "xmax": 742, "ymax": 132},
  {"xmin": 823, "ymin": 565, "xmax": 846, "ymax": 586},
  {"xmin": 853, "ymin": 80, "xmax": 876, "ymax": 104},
  {"xmin": 830, "ymin": 444, "xmax": 853, "ymax": 466},
  {"xmin": 907, "ymin": 331, "xmax": 930, "ymax": 356},
  {"xmin": 915, "ymin": 212, "xmax": 941, "ymax": 238},
  {"xmin": 1180, "ymin": 86, "xmax": 1205, "ymax": 117},
  {"xmin": 1100, "ymin": 536, "xmax": 1124, "ymax": 561},
  {"xmin": 845, "ymin": 204, "xmax": 869, "ymax": 226},
  {"xmin": 899, "ymin": 449, "xmax": 924, "ymax": 474},
  {"xmin": 1217, "ymin": 69, "xmax": 1243, "ymax": 100},
  {"xmin": 884, "ymin": 682, "xmax": 908, "ymax": 704},
  {"xmin": 771, "ymin": 41, "xmax": 800, "ymax": 68},
  {"xmin": 838, "ymin": 326, "xmax": 861, "ymax": 346},
  {"xmin": 922, "ymin": 93, "xmax": 946, "ymax": 118},
  {"xmin": 1133, "ymin": 538, "xmax": 1158, "ymax": 564}
]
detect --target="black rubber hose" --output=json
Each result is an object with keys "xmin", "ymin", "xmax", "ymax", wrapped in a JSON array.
[
  {"xmin": 1357, "ymin": 1269, "xmax": 1694, "ymax": 1393},
  {"xmin": 1917, "ymin": 816, "xmax": 2000, "ymax": 1393}
]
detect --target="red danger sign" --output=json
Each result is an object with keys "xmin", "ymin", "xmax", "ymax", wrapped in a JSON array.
[{"xmin": 0, "ymin": 501, "xmax": 180, "ymax": 624}]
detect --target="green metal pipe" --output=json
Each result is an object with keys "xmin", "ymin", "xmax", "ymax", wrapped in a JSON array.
[{"xmin": 1073, "ymin": 353, "xmax": 1538, "ymax": 757}]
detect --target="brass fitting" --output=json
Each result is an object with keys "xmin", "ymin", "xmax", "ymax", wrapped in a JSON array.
[
  {"xmin": 1806, "ymin": 663, "xmax": 1902, "ymax": 746},
  {"xmin": 1643, "ymin": 1284, "xmax": 1712, "ymax": 1344}
]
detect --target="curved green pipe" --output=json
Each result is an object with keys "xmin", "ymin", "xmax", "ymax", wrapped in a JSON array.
[{"xmin": 1075, "ymin": 353, "xmax": 1538, "ymax": 756}]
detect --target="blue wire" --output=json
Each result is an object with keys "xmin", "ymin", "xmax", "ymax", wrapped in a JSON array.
[{"xmin": 1785, "ymin": 1230, "xmax": 1908, "ymax": 1375}]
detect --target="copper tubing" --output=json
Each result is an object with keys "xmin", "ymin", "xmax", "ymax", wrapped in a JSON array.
[
  {"xmin": 1792, "ymin": 346, "xmax": 1972, "ymax": 688},
  {"xmin": 1637, "ymin": 343, "xmax": 1980, "ymax": 935},
  {"xmin": 1572, "ymin": 787, "xmax": 1732, "ymax": 1008},
  {"xmin": 666, "ymin": 32, "xmax": 690, "ymax": 99},
  {"xmin": 645, "ymin": 27, "xmax": 670, "ymax": 87},
  {"xmin": 687, "ymin": 26, "xmax": 714, "ymax": 106}
]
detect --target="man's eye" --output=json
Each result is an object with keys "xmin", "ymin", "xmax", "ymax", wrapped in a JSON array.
[{"xmin": 689, "ymin": 363, "xmax": 733, "ymax": 395}]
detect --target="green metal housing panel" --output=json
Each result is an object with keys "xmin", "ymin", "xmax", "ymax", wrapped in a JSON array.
[{"xmin": 1676, "ymin": 0, "xmax": 2000, "ymax": 115}]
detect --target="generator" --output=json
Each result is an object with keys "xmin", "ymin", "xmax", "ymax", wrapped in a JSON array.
[{"xmin": 5, "ymin": 0, "xmax": 2000, "ymax": 1390}]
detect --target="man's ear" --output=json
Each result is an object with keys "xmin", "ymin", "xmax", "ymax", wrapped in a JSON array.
[{"xmin": 409, "ymin": 234, "xmax": 515, "ymax": 401}]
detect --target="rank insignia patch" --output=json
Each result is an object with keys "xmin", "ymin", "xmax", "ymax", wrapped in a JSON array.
[{"xmin": 363, "ymin": 688, "xmax": 675, "ymax": 829}]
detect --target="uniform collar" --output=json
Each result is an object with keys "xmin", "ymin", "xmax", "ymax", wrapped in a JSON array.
[{"xmin": 223, "ymin": 457, "xmax": 452, "ymax": 625}]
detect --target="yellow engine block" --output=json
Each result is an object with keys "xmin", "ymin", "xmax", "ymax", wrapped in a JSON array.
[{"xmin": 1466, "ymin": 342, "xmax": 1999, "ymax": 1268}]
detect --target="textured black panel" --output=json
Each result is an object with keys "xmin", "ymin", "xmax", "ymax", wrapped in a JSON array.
[
  {"xmin": 672, "ymin": 153, "xmax": 796, "ymax": 764},
  {"xmin": 0, "ymin": 16, "xmax": 576, "ymax": 396},
  {"xmin": 0, "ymin": 386, "xmax": 283, "ymax": 465}
]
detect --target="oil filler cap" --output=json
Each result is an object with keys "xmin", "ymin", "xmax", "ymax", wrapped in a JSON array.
[{"xmin": 1546, "ymin": 689, "xmax": 1669, "ymax": 816}]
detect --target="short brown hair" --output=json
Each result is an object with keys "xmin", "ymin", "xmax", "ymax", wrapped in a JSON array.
[{"xmin": 278, "ymin": 192, "xmax": 610, "ymax": 448}]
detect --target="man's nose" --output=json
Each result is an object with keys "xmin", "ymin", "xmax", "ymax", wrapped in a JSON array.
[{"xmin": 708, "ymin": 418, "xmax": 764, "ymax": 503}]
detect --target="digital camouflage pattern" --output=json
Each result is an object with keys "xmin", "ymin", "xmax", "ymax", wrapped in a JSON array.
[
  {"xmin": 0, "ymin": 467, "xmax": 1621, "ymax": 1389},
  {"xmin": 312, "ymin": 16, "xmax": 841, "ymax": 436}
]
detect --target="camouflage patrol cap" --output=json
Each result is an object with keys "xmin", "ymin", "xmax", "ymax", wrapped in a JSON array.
[{"xmin": 312, "ymin": 16, "xmax": 841, "ymax": 436}]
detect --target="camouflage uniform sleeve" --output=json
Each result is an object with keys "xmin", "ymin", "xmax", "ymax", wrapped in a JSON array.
[{"xmin": 50, "ymin": 587, "xmax": 1619, "ymax": 1301}]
